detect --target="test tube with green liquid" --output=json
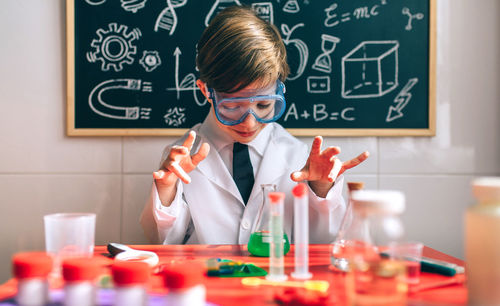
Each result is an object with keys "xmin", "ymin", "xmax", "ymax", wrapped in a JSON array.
[{"xmin": 266, "ymin": 192, "xmax": 287, "ymax": 282}]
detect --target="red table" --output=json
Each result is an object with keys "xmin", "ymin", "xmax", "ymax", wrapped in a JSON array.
[{"xmin": 0, "ymin": 244, "xmax": 466, "ymax": 305}]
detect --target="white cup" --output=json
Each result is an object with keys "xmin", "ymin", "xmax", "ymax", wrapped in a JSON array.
[{"xmin": 44, "ymin": 213, "xmax": 96, "ymax": 274}]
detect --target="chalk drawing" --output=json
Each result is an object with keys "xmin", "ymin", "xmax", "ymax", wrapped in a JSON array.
[
  {"xmin": 86, "ymin": 23, "xmax": 141, "ymax": 72},
  {"xmin": 89, "ymin": 79, "xmax": 152, "ymax": 120}
]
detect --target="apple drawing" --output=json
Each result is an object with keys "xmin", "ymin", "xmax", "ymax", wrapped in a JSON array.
[{"xmin": 281, "ymin": 23, "xmax": 309, "ymax": 81}]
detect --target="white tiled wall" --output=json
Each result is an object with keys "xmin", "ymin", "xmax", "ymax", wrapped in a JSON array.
[{"xmin": 0, "ymin": 0, "xmax": 499, "ymax": 283}]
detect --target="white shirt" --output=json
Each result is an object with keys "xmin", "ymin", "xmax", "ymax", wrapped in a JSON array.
[{"xmin": 140, "ymin": 114, "xmax": 346, "ymax": 245}]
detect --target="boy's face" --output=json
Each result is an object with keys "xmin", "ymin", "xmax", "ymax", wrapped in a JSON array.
[{"xmin": 197, "ymin": 80, "xmax": 269, "ymax": 143}]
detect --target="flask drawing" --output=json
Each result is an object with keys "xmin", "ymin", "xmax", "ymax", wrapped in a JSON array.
[{"xmin": 205, "ymin": 0, "xmax": 242, "ymax": 27}]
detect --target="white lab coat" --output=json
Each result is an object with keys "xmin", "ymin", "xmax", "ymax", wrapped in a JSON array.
[{"xmin": 140, "ymin": 121, "xmax": 346, "ymax": 245}]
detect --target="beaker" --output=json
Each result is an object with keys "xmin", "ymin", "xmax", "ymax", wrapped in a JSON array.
[{"xmin": 248, "ymin": 184, "xmax": 290, "ymax": 257}]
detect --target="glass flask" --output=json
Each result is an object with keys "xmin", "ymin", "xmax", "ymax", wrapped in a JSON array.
[
  {"xmin": 342, "ymin": 190, "xmax": 407, "ymax": 306},
  {"xmin": 331, "ymin": 181, "xmax": 365, "ymax": 271},
  {"xmin": 247, "ymin": 184, "xmax": 290, "ymax": 257}
]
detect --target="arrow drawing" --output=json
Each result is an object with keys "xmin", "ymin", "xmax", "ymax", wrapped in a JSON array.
[
  {"xmin": 166, "ymin": 47, "xmax": 207, "ymax": 106},
  {"xmin": 386, "ymin": 78, "xmax": 418, "ymax": 122}
]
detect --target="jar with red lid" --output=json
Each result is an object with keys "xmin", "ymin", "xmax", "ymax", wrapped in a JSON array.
[
  {"xmin": 111, "ymin": 261, "xmax": 150, "ymax": 306},
  {"xmin": 162, "ymin": 262, "xmax": 206, "ymax": 306},
  {"xmin": 12, "ymin": 252, "xmax": 53, "ymax": 306},
  {"xmin": 62, "ymin": 257, "xmax": 100, "ymax": 306}
]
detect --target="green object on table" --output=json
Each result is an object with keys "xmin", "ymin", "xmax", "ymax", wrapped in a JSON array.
[
  {"xmin": 206, "ymin": 259, "xmax": 267, "ymax": 277},
  {"xmin": 247, "ymin": 231, "xmax": 290, "ymax": 257}
]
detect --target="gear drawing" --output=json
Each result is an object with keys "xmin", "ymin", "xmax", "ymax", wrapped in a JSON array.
[{"xmin": 86, "ymin": 23, "xmax": 141, "ymax": 72}]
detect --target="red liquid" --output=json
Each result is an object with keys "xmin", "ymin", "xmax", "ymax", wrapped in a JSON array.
[{"xmin": 405, "ymin": 261, "xmax": 421, "ymax": 284}]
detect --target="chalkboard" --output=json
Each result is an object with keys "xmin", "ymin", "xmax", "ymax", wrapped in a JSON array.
[{"xmin": 67, "ymin": 0, "xmax": 435, "ymax": 136}]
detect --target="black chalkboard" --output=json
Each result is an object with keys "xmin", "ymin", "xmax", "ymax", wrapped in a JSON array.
[{"xmin": 67, "ymin": 0, "xmax": 435, "ymax": 136}]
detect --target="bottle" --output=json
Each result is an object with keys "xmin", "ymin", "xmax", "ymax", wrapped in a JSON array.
[
  {"xmin": 62, "ymin": 257, "xmax": 100, "ymax": 306},
  {"xmin": 12, "ymin": 252, "xmax": 53, "ymax": 306},
  {"xmin": 111, "ymin": 261, "xmax": 150, "ymax": 306},
  {"xmin": 344, "ymin": 190, "xmax": 407, "ymax": 306},
  {"xmin": 331, "ymin": 181, "xmax": 365, "ymax": 272},
  {"xmin": 163, "ymin": 262, "xmax": 206, "ymax": 306},
  {"xmin": 247, "ymin": 184, "xmax": 290, "ymax": 257},
  {"xmin": 465, "ymin": 177, "xmax": 500, "ymax": 305}
]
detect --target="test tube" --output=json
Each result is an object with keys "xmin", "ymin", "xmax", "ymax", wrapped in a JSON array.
[
  {"xmin": 291, "ymin": 183, "xmax": 312, "ymax": 279},
  {"xmin": 266, "ymin": 192, "xmax": 288, "ymax": 282}
]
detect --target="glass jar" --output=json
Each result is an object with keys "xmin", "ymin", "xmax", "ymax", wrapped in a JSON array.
[
  {"xmin": 465, "ymin": 177, "xmax": 500, "ymax": 305},
  {"xmin": 344, "ymin": 190, "xmax": 407, "ymax": 306},
  {"xmin": 331, "ymin": 181, "xmax": 365, "ymax": 271}
]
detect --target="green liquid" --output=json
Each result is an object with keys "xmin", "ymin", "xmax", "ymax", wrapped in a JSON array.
[{"xmin": 247, "ymin": 231, "xmax": 290, "ymax": 257}]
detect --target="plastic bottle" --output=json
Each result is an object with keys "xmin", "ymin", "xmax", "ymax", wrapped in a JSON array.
[
  {"xmin": 162, "ymin": 262, "xmax": 206, "ymax": 306},
  {"xmin": 465, "ymin": 177, "xmax": 500, "ymax": 305},
  {"xmin": 62, "ymin": 257, "xmax": 100, "ymax": 306},
  {"xmin": 344, "ymin": 190, "xmax": 407, "ymax": 305},
  {"xmin": 12, "ymin": 252, "xmax": 53, "ymax": 306},
  {"xmin": 111, "ymin": 261, "xmax": 150, "ymax": 306}
]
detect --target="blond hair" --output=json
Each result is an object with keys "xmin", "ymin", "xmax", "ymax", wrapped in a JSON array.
[{"xmin": 196, "ymin": 6, "xmax": 289, "ymax": 93}]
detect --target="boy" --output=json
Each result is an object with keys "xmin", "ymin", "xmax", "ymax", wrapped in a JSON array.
[{"xmin": 140, "ymin": 6, "xmax": 369, "ymax": 244}]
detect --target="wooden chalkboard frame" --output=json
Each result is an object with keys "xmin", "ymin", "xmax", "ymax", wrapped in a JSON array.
[{"xmin": 66, "ymin": 0, "xmax": 435, "ymax": 137}]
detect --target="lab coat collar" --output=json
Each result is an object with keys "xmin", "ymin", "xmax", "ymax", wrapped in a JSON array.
[
  {"xmin": 197, "ymin": 114, "xmax": 288, "ymax": 206},
  {"xmin": 197, "ymin": 112, "xmax": 245, "ymax": 205}
]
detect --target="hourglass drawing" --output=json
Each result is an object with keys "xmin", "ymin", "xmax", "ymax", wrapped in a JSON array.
[{"xmin": 312, "ymin": 34, "xmax": 340, "ymax": 74}]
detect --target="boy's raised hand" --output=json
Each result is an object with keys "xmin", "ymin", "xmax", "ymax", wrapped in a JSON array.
[
  {"xmin": 290, "ymin": 136, "xmax": 369, "ymax": 196},
  {"xmin": 153, "ymin": 131, "xmax": 210, "ymax": 186}
]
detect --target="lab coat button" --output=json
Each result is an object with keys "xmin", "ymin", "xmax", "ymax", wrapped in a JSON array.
[{"xmin": 241, "ymin": 219, "xmax": 250, "ymax": 230}]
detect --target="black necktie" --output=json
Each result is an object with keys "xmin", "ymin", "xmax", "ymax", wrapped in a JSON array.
[{"xmin": 232, "ymin": 142, "xmax": 255, "ymax": 204}]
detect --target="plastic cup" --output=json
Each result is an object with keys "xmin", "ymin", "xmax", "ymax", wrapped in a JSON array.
[
  {"xmin": 44, "ymin": 213, "xmax": 96, "ymax": 275},
  {"xmin": 389, "ymin": 241, "xmax": 424, "ymax": 285}
]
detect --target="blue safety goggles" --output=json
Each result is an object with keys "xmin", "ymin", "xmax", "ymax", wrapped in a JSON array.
[{"xmin": 208, "ymin": 80, "xmax": 286, "ymax": 126}]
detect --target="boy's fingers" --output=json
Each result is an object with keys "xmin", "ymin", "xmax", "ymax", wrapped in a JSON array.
[
  {"xmin": 167, "ymin": 162, "xmax": 192, "ymax": 184},
  {"xmin": 342, "ymin": 151, "xmax": 370, "ymax": 170},
  {"xmin": 182, "ymin": 131, "xmax": 196, "ymax": 152},
  {"xmin": 310, "ymin": 136, "xmax": 323, "ymax": 156},
  {"xmin": 153, "ymin": 170, "xmax": 165, "ymax": 180},
  {"xmin": 323, "ymin": 146, "xmax": 341, "ymax": 159},
  {"xmin": 291, "ymin": 170, "xmax": 308, "ymax": 182},
  {"xmin": 170, "ymin": 146, "xmax": 189, "ymax": 156},
  {"xmin": 191, "ymin": 142, "xmax": 210, "ymax": 166},
  {"xmin": 328, "ymin": 158, "xmax": 342, "ymax": 182}
]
